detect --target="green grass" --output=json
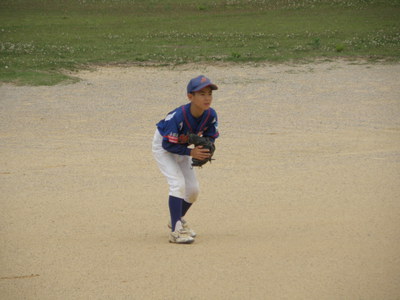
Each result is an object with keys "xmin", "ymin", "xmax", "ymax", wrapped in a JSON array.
[{"xmin": 1, "ymin": 0, "xmax": 399, "ymax": 85}]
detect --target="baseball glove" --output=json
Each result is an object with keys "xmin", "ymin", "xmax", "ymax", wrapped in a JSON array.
[{"xmin": 188, "ymin": 133, "xmax": 216, "ymax": 167}]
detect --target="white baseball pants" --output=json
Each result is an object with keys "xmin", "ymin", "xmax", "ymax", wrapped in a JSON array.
[{"xmin": 152, "ymin": 130, "xmax": 199, "ymax": 203}]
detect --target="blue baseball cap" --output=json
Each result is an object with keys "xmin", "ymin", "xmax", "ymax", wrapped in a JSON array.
[{"xmin": 187, "ymin": 75, "xmax": 218, "ymax": 94}]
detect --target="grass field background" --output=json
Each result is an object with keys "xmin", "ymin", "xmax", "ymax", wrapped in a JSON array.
[{"xmin": 0, "ymin": 0, "xmax": 399, "ymax": 85}]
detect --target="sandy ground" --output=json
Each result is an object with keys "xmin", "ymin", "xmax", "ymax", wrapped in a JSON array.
[{"xmin": 1, "ymin": 61, "xmax": 400, "ymax": 299}]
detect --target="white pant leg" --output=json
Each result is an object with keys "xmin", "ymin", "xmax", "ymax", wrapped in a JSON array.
[
  {"xmin": 152, "ymin": 130, "xmax": 199, "ymax": 201},
  {"xmin": 178, "ymin": 155, "xmax": 199, "ymax": 203}
]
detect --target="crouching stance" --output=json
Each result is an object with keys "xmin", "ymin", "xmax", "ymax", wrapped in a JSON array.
[{"xmin": 152, "ymin": 75, "xmax": 219, "ymax": 244}]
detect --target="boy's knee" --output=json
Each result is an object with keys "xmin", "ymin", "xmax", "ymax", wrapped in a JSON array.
[{"xmin": 186, "ymin": 186, "xmax": 200, "ymax": 203}]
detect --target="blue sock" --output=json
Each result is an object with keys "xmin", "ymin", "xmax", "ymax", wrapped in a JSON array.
[
  {"xmin": 182, "ymin": 200, "xmax": 192, "ymax": 217},
  {"xmin": 169, "ymin": 196, "xmax": 183, "ymax": 231}
]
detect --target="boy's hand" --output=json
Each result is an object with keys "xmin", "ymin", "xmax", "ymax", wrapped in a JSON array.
[{"xmin": 190, "ymin": 146, "xmax": 211, "ymax": 160}]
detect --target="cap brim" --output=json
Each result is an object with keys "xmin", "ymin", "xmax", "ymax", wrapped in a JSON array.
[{"xmin": 193, "ymin": 83, "xmax": 218, "ymax": 92}]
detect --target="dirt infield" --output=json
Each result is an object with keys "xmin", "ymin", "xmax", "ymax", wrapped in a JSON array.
[{"xmin": 1, "ymin": 62, "xmax": 400, "ymax": 299}]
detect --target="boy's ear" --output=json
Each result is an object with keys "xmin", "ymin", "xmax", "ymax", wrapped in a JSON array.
[{"xmin": 187, "ymin": 93, "xmax": 194, "ymax": 100}]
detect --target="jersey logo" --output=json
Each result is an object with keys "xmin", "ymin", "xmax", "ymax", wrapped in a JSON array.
[
  {"xmin": 165, "ymin": 112, "xmax": 176, "ymax": 121},
  {"xmin": 165, "ymin": 132, "xmax": 178, "ymax": 143}
]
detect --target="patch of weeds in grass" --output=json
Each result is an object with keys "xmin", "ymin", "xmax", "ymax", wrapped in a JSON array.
[
  {"xmin": 312, "ymin": 38, "xmax": 321, "ymax": 49},
  {"xmin": 230, "ymin": 52, "xmax": 241, "ymax": 59},
  {"xmin": 335, "ymin": 44, "xmax": 345, "ymax": 52}
]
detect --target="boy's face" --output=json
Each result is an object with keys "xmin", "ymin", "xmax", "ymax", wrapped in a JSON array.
[{"xmin": 188, "ymin": 86, "xmax": 213, "ymax": 112}]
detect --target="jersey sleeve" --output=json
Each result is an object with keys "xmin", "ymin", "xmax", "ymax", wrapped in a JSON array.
[
  {"xmin": 202, "ymin": 110, "xmax": 219, "ymax": 142},
  {"xmin": 157, "ymin": 110, "xmax": 191, "ymax": 156}
]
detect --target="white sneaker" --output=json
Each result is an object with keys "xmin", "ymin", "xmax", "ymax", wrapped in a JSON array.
[
  {"xmin": 168, "ymin": 218, "xmax": 197, "ymax": 238},
  {"xmin": 169, "ymin": 229, "xmax": 195, "ymax": 244}
]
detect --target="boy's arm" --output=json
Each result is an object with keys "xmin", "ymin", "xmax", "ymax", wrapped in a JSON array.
[
  {"xmin": 162, "ymin": 138, "xmax": 211, "ymax": 160},
  {"xmin": 162, "ymin": 139, "xmax": 191, "ymax": 156},
  {"xmin": 160, "ymin": 112, "xmax": 192, "ymax": 155}
]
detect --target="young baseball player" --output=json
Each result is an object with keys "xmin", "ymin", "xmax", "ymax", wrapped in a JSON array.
[{"xmin": 152, "ymin": 75, "xmax": 219, "ymax": 244}]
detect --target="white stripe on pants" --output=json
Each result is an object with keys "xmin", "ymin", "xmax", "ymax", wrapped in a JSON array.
[{"xmin": 152, "ymin": 130, "xmax": 199, "ymax": 203}]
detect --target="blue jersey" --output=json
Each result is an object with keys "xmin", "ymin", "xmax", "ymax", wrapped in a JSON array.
[{"xmin": 156, "ymin": 103, "xmax": 219, "ymax": 155}]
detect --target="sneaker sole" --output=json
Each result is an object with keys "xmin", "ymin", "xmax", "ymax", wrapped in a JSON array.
[{"xmin": 169, "ymin": 239, "xmax": 195, "ymax": 244}]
